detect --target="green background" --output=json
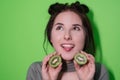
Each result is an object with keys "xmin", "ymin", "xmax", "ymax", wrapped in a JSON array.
[{"xmin": 0, "ymin": 0, "xmax": 120, "ymax": 80}]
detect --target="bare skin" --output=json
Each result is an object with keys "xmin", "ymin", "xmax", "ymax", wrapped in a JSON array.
[
  {"xmin": 41, "ymin": 51, "xmax": 95, "ymax": 80},
  {"xmin": 41, "ymin": 11, "xmax": 95, "ymax": 80}
]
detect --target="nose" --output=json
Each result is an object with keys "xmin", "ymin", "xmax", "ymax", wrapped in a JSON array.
[{"xmin": 64, "ymin": 31, "xmax": 72, "ymax": 40}]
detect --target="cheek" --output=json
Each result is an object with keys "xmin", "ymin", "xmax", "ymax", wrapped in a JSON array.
[
  {"xmin": 51, "ymin": 31, "xmax": 62, "ymax": 44},
  {"xmin": 50, "ymin": 34, "xmax": 62, "ymax": 52},
  {"xmin": 74, "ymin": 33, "xmax": 86, "ymax": 49}
]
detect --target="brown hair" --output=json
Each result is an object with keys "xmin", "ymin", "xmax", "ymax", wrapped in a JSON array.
[{"xmin": 43, "ymin": 1, "xmax": 95, "ymax": 56}]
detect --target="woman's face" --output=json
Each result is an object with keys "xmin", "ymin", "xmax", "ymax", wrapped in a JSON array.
[{"xmin": 51, "ymin": 11, "xmax": 86, "ymax": 62}]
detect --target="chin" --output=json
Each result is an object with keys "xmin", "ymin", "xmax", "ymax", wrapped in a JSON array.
[{"xmin": 61, "ymin": 55, "xmax": 74, "ymax": 61}]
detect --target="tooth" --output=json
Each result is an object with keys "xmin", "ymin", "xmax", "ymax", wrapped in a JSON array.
[{"xmin": 62, "ymin": 44, "xmax": 73, "ymax": 47}]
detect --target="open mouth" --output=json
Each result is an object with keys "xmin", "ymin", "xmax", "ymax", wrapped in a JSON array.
[{"xmin": 61, "ymin": 43, "xmax": 75, "ymax": 52}]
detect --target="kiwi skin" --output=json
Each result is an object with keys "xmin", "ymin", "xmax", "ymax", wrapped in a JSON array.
[
  {"xmin": 49, "ymin": 55, "xmax": 62, "ymax": 68},
  {"xmin": 74, "ymin": 53, "xmax": 87, "ymax": 65}
]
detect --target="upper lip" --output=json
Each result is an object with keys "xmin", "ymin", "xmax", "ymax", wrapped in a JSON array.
[{"xmin": 61, "ymin": 43, "xmax": 75, "ymax": 48}]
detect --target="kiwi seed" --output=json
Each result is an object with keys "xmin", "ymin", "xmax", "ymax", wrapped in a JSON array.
[
  {"xmin": 74, "ymin": 53, "xmax": 87, "ymax": 65},
  {"xmin": 49, "ymin": 55, "xmax": 62, "ymax": 68}
]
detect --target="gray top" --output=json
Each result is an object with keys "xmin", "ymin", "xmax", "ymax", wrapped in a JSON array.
[{"xmin": 26, "ymin": 61, "xmax": 109, "ymax": 80}]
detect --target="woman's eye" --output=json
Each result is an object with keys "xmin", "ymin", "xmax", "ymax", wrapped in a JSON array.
[
  {"xmin": 73, "ymin": 26, "xmax": 80, "ymax": 31},
  {"xmin": 56, "ymin": 26, "xmax": 63, "ymax": 31}
]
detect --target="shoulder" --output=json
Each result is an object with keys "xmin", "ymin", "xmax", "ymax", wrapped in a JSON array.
[
  {"xmin": 30, "ymin": 61, "xmax": 42, "ymax": 67},
  {"xmin": 95, "ymin": 62, "xmax": 108, "ymax": 72},
  {"xmin": 28, "ymin": 61, "xmax": 42, "ymax": 72},
  {"xmin": 95, "ymin": 62, "xmax": 109, "ymax": 80},
  {"xmin": 95, "ymin": 63, "xmax": 108, "ymax": 75},
  {"xmin": 26, "ymin": 61, "xmax": 43, "ymax": 80}
]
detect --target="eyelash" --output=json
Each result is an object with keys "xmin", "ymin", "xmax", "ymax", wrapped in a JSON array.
[
  {"xmin": 73, "ymin": 26, "xmax": 80, "ymax": 31},
  {"xmin": 56, "ymin": 26, "xmax": 63, "ymax": 30},
  {"xmin": 55, "ymin": 26, "xmax": 80, "ymax": 31}
]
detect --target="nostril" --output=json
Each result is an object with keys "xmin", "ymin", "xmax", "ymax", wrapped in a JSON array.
[{"xmin": 64, "ymin": 34, "xmax": 72, "ymax": 40}]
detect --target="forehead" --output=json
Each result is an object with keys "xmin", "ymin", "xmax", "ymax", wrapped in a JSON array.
[{"xmin": 54, "ymin": 11, "xmax": 82, "ymax": 25}]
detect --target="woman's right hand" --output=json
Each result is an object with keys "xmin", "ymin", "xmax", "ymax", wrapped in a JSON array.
[{"xmin": 41, "ymin": 53, "xmax": 62, "ymax": 80}]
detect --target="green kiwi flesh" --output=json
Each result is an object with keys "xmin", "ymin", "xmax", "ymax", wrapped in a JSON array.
[
  {"xmin": 74, "ymin": 53, "xmax": 87, "ymax": 65},
  {"xmin": 49, "ymin": 55, "xmax": 62, "ymax": 68}
]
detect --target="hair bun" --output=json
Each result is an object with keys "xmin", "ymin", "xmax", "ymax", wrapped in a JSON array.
[
  {"xmin": 71, "ymin": 1, "xmax": 89, "ymax": 13},
  {"xmin": 48, "ymin": 3, "xmax": 67, "ymax": 15},
  {"xmin": 48, "ymin": 1, "xmax": 89, "ymax": 15},
  {"xmin": 80, "ymin": 4, "xmax": 89, "ymax": 13}
]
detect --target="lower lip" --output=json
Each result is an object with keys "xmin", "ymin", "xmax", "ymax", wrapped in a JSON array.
[{"xmin": 63, "ymin": 47, "xmax": 73, "ymax": 52}]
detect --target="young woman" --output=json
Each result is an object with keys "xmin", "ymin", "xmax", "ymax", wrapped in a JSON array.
[{"xmin": 26, "ymin": 1, "xmax": 109, "ymax": 80}]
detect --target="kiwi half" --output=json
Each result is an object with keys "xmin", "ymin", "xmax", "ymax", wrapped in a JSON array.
[
  {"xmin": 74, "ymin": 53, "xmax": 87, "ymax": 65},
  {"xmin": 49, "ymin": 55, "xmax": 62, "ymax": 68}
]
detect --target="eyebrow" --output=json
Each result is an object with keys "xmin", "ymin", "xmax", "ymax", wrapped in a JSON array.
[
  {"xmin": 54, "ymin": 23, "xmax": 82, "ymax": 27},
  {"xmin": 54, "ymin": 23, "xmax": 64, "ymax": 26},
  {"xmin": 73, "ymin": 24, "xmax": 82, "ymax": 27}
]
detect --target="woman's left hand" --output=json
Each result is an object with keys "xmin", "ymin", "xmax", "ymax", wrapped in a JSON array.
[{"xmin": 74, "ymin": 51, "xmax": 95, "ymax": 80}]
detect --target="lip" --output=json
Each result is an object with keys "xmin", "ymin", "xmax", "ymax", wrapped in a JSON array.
[
  {"xmin": 61, "ymin": 43, "xmax": 75, "ymax": 52},
  {"xmin": 61, "ymin": 43, "xmax": 74, "ymax": 48}
]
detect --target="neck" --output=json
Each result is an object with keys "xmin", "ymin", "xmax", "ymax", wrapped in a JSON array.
[{"xmin": 62, "ymin": 61, "xmax": 75, "ymax": 72}]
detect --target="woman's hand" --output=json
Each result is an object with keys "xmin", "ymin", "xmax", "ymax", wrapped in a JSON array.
[
  {"xmin": 74, "ymin": 51, "xmax": 95, "ymax": 80},
  {"xmin": 41, "ymin": 53, "xmax": 62, "ymax": 80}
]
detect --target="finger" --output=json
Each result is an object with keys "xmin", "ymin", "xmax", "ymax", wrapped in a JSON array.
[
  {"xmin": 87, "ymin": 54, "xmax": 95, "ymax": 64},
  {"xmin": 80, "ymin": 50, "xmax": 91, "ymax": 56},
  {"xmin": 80, "ymin": 51, "xmax": 89, "ymax": 61},
  {"xmin": 42, "ymin": 56, "xmax": 49, "ymax": 70},
  {"xmin": 74, "ymin": 60, "xmax": 81, "ymax": 71},
  {"xmin": 88, "ymin": 62, "xmax": 95, "ymax": 76},
  {"xmin": 53, "ymin": 51, "xmax": 57, "ymax": 55},
  {"xmin": 80, "ymin": 51, "xmax": 95, "ymax": 63},
  {"xmin": 80, "ymin": 51, "xmax": 95, "ymax": 68},
  {"xmin": 88, "ymin": 53, "xmax": 94, "ymax": 60},
  {"xmin": 55, "ymin": 63, "xmax": 62, "ymax": 73},
  {"xmin": 87, "ymin": 54, "xmax": 95, "ymax": 73},
  {"xmin": 42, "ymin": 53, "xmax": 54, "ymax": 69}
]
